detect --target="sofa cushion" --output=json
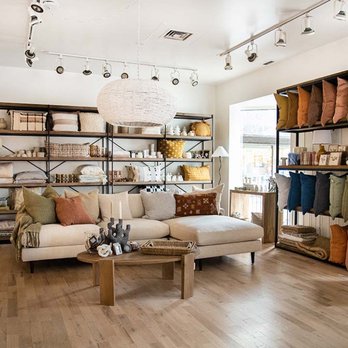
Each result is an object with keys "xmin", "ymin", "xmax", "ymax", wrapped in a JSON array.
[
  {"xmin": 129, "ymin": 194, "xmax": 145, "ymax": 218},
  {"xmin": 98, "ymin": 191, "xmax": 132, "ymax": 221},
  {"xmin": 164, "ymin": 215, "xmax": 263, "ymax": 246},
  {"xmin": 191, "ymin": 183, "xmax": 224, "ymax": 212},
  {"xmin": 140, "ymin": 191, "xmax": 175, "ymax": 220},
  {"xmin": 174, "ymin": 193, "xmax": 217, "ymax": 216}
]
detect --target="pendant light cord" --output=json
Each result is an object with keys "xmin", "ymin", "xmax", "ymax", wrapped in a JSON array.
[{"xmin": 137, "ymin": 0, "xmax": 140, "ymax": 79}]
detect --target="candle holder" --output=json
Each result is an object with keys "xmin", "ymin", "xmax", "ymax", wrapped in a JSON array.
[{"xmin": 106, "ymin": 217, "xmax": 131, "ymax": 252}]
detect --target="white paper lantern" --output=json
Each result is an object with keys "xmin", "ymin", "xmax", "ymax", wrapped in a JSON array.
[{"xmin": 97, "ymin": 79, "xmax": 176, "ymax": 127}]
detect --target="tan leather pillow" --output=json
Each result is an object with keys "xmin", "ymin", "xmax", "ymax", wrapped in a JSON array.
[
  {"xmin": 333, "ymin": 77, "xmax": 348, "ymax": 124},
  {"xmin": 286, "ymin": 92, "xmax": 298, "ymax": 129},
  {"xmin": 297, "ymin": 86, "xmax": 310, "ymax": 128},
  {"xmin": 55, "ymin": 196, "xmax": 94, "ymax": 226},
  {"xmin": 307, "ymin": 85, "xmax": 323, "ymax": 126},
  {"xmin": 182, "ymin": 165, "xmax": 211, "ymax": 181},
  {"xmin": 321, "ymin": 80, "xmax": 337, "ymax": 126},
  {"xmin": 174, "ymin": 192, "xmax": 218, "ymax": 216},
  {"xmin": 329, "ymin": 224, "xmax": 348, "ymax": 265},
  {"xmin": 274, "ymin": 93, "xmax": 288, "ymax": 129}
]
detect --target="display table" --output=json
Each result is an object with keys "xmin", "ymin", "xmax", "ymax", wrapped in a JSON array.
[{"xmin": 77, "ymin": 251, "xmax": 195, "ymax": 305}]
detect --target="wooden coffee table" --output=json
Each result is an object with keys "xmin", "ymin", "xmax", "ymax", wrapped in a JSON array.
[{"xmin": 77, "ymin": 251, "xmax": 195, "ymax": 305}]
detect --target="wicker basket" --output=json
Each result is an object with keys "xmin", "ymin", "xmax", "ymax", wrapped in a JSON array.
[
  {"xmin": 140, "ymin": 240, "xmax": 196, "ymax": 256},
  {"xmin": 46, "ymin": 141, "xmax": 90, "ymax": 157}
]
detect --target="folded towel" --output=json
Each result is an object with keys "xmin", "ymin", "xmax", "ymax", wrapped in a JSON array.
[
  {"xmin": 0, "ymin": 163, "xmax": 14, "ymax": 178},
  {"xmin": 52, "ymin": 125, "xmax": 79, "ymax": 132},
  {"xmin": 0, "ymin": 178, "xmax": 14, "ymax": 184},
  {"xmin": 15, "ymin": 171, "xmax": 47, "ymax": 181},
  {"xmin": 279, "ymin": 233, "xmax": 318, "ymax": 243},
  {"xmin": 76, "ymin": 165, "xmax": 105, "ymax": 176}
]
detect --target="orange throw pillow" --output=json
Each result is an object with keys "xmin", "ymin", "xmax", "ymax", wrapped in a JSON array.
[
  {"xmin": 174, "ymin": 193, "xmax": 218, "ymax": 217},
  {"xmin": 55, "ymin": 196, "xmax": 94, "ymax": 226},
  {"xmin": 329, "ymin": 224, "xmax": 348, "ymax": 265},
  {"xmin": 286, "ymin": 92, "xmax": 298, "ymax": 129},
  {"xmin": 321, "ymin": 80, "xmax": 337, "ymax": 126},
  {"xmin": 333, "ymin": 77, "xmax": 348, "ymax": 124},
  {"xmin": 297, "ymin": 86, "xmax": 311, "ymax": 128}
]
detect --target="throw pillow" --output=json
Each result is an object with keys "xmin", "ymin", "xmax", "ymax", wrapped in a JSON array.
[
  {"xmin": 52, "ymin": 112, "xmax": 78, "ymax": 132},
  {"xmin": 79, "ymin": 112, "xmax": 106, "ymax": 133},
  {"xmin": 174, "ymin": 193, "xmax": 218, "ymax": 217},
  {"xmin": 23, "ymin": 186, "xmax": 59, "ymax": 224},
  {"xmin": 11, "ymin": 187, "xmax": 42, "ymax": 211},
  {"xmin": 307, "ymin": 85, "xmax": 323, "ymax": 126},
  {"xmin": 274, "ymin": 173, "xmax": 290, "ymax": 211},
  {"xmin": 286, "ymin": 92, "xmax": 298, "ymax": 129},
  {"xmin": 287, "ymin": 172, "xmax": 301, "ymax": 212},
  {"xmin": 329, "ymin": 174, "xmax": 346, "ymax": 219},
  {"xmin": 333, "ymin": 77, "xmax": 348, "ymax": 124},
  {"xmin": 182, "ymin": 165, "xmax": 211, "ymax": 181},
  {"xmin": 55, "ymin": 196, "xmax": 94, "ymax": 226},
  {"xmin": 313, "ymin": 172, "xmax": 330, "ymax": 216},
  {"xmin": 190, "ymin": 121, "xmax": 211, "ymax": 136},
  {"xmin": 274, "ymin": 94, "xmax": 288, "ymax": 129},
  {"xmin": 191, "ymin": 183, "xmax": 224, "ymax": 213},
  {"xmin": 321, "ymin": 80, "xmax": 337, "ymax": 126},
  {"xmin": 98, "ymin": 191, "xmax": 132, "ymax": 221},
  {"xmin": 158, "ymin": 140, "xmax": 185, "ymax": 158},
  {"xmin": 140, "ymin": 191, "xmax": 175, "ymax": 220},
  {"xmin": 297, "ymin": 86, "xmax": 311, "ymax": 128},
  {"xmin": 329, "ymin": 224, "xmax": 348, "ymax": 265},
  {"xmin": 341, "ymin": 177, "xmax": 348, "ymax": 222},
  {"xmin": 64, "ymin": 189, "xmax": 100, "ymax": 223},
  {"xmin": 300, "ymin": 173, "xmax": 316, "ymax": 214}
]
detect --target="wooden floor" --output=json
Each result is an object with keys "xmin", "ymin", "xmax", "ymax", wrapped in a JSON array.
[{"xmin": 1, "ymin": 244, "xmax": 348, "ymax": 348}]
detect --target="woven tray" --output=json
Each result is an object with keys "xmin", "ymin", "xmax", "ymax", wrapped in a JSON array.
[{"xmin": 140, "ymin": 240, "xmax": 196, "ymax": 256}]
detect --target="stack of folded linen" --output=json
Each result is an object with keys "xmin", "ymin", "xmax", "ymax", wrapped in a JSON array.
[
  {"xmin": 14, "ymin": 171, "xmax": 47, "ymax": 184},
  {"xmin": 279, "ymin": 225, "xmax": 318, "ymax": 246},
  {"xmin": 0, "ymin": 163, "xmax": 14, "ymax": 184},
  {"xmin": 76, "ymin": 165, "xmax": 107, "ymax": 184}
]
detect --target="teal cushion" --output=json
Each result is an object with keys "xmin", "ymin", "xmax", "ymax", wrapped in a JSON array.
[
  {"xmin": 300, "ymin": 173, "xmax": 316, "ymax": 214},
  {"xmin": 287, "ymin": 172, "xmax": 301, "ymax": 212},
  {"xmin": 329, "ymin": 174, "xmax": 346, "ymax": 219}
]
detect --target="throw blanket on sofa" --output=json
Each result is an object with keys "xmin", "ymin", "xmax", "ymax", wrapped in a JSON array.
[{"xmin": 11, "ymin": 205, "xmax": 41, "ymax": 260}]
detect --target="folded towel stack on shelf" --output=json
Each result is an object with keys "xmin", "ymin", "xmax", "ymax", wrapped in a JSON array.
[
  {"xmin": 0, "ymin": 163, "xmax": 14, "ymax": 184},
  {"xmin": 14, "ymin": 171, "xmax": 47, "ymax": 184},
  {"xmin": 76, "ymin": 165, "xmax": 107, "ymax": 184},
  {"xmin": 279, "ymin": 225, "xmax": 318, "ymax": 246}
]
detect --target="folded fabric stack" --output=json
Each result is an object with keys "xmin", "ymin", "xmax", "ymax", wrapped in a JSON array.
[
  {"xmin": 279, "ymin": 225, "xmax": 318, "ymax": 245},
  {"xmin": 10, "ymin": 111, "xmax": 47, "ymax": 131},
  {"xmin": 0, "ymin": 162, "xmax": 14, "ymax": 184},
  {"xmin": 0, "ymin": 220, "xmax": 15, "ymax": 239},
  {"xmin": 76, "ymin": 165, "xmax": 107, "ymax": 184},
  {"xmin": 14, "ymin": 171, "xmax": 47, "ymax": 184}
]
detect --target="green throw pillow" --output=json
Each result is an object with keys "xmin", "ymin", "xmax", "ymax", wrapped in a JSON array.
[
  {"xmin": 329, "ymin": 175, "xmax": 346, "ymax": 219},
  {"xmin": 23, "ymin": 186, "xmax": 59, "ymax": 224}
]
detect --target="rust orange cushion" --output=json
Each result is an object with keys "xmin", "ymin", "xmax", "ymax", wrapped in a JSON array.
[
  {"xmin": 54, "ymin": 196, "xmax": 94, "ymax": 226},
  {"xmin": 329, "ymin": 224, "xmax": 348, "ymax": 265},
  {"xmin": 174, "ymin": 193, "xmax": 218, "ymax": 217},
  {"xmin": 297, "ymin": 86, "xmax": 311, "ymax": 128},
  {"xmin": 286, "ymin": 92, "xmax": 298, "ymax": 129},
  {"xmin": 321, "ymin": 80, "xmax": 337, "ymax": 126},
  {"xmin": 307, "ymin": 85, "xmax": 323, "ymax": 126},
  {"xmin": 274, "ymin": 93, "xmax": 288, "ymax": 129},
  {"xmin": 333, "ymin": 77, "xmax": 348, "ymax": 124}
]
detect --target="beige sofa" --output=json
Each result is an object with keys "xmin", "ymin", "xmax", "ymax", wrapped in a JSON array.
[{"xmin": 21, "ymin": 194, "xmax": 264, "ymax": 270}]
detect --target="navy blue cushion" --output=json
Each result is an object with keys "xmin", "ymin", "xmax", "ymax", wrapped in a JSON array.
[
  {"xmin": 300, "ymin": 173, "xmax": 316, "ymax": 214},
  {"xmin": 287, "ymin": 172, "xmax": 301, "ymax": 212},
  {"xmin": 313, "ymin": 172, "xmax": 330, "ymax": 216}
]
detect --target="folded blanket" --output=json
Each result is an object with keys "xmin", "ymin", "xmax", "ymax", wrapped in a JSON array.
[
  {"xmin": 14, "ymin": 179, "xmax": 46, "ymax": 184},
  {"xmin": 279, "ymin": 233, "xmax": 317, "ymax": 243},
  {"xmin": 76, "ymin": 165, "xmax": 105, "ymax": 176},
  {"xmin": 52, "ymin": 125, "xmax": 79, "ymax": 132},
  {"xmin": 15, "ymin": 171, "xmax": 47, "ymax": 181},
  {"xmin": 0, "ymin": 178, "xmax": 14, "ymax": 184},
  {"xmin": 79, "ymin": 175, "xmax": 107, "ymax": 184},
  {"xmin": 0, "ymin": 162, "xmax": 14, "ymax": 178},
  {"xmin": 296, "ymin": 236, "xmax": 330, "ymax": 260},
  {"xmin": 281, "ymin": 225, "xmax": 316, "ymax": 234}
]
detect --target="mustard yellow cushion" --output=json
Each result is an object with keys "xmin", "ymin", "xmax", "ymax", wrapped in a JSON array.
[
  {"xmin": 190, "ymin": 121, "xmax": 211, "ymax": 136},
  {"xmin": 274, "ymin": 93, "xmax": 288, "ymax": 129},
  {"xmin": 182, "ymin": 165, "xmax": 211, "ymax": 181},
  {"xmin": 158, "ymin": 140, "xmax": 185, "ymax": 159}
]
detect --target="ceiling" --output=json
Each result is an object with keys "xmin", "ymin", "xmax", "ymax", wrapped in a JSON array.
[{"xmin": 0, "ymin": 0, "xmax": 348, "ymax": 84}]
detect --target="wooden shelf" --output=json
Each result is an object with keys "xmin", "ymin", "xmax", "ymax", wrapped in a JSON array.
[
  {"xmin": 0, "ymin": 130, "xmax": 47, "ymax": 136},
  {"xmin": 51, "ymin": 182, "xmax": 106, "ymax": 187},
  {"xmin": 278, "ymin": 165, "xmax": 348, "ymax": 171},
  {"xmin": 165, "ymin": 135, "xmax": 212, "ymax": 141},
  {"xmin": 112, "ymin": 133, "xmax": 163, "ymax": 139},
  {"xmin": 49, "ymin": 131, "xmax": 107, "ymax": 138},
  {"xmin": 50, "ymin": 157, "xmax": 108, "ymax": 161},
  {"xmin": 112, "ymin": 181, "xmax": 164, "ymax": 186},
  {"xmin": 0, "ymin": 157, "xmax": 48, "ymax": 161},
  {"xmin": 166, "ymin": 158, "xmax": 212, "ymax": 162},
  {"xmin": 166, "ymin": 181, "xmax": 212, "ymax": 185},
  {"xmin": 112, "ymin": 157, "xmax": 163, "ymax": 162}
]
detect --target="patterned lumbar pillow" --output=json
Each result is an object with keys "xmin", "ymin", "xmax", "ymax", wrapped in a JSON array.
[{"xmin": 174, "ymin": 193, "xmax": 218, "ymax": 217}]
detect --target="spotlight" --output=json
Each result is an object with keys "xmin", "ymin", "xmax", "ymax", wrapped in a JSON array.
[
  {"xmin": 56, "ymin": 55, "xmax": 64, "ymax": 74},
  {"xmin": 26, "ymin": 58, "xmax": 33, "ymax": 67},
  {"xmin": 121, "ymin": 62, "xmax": 129, "ymax": 79},
  {"xmin": 190, "ymin": 71, "xmax": 199, "ymax": 86},
  {"xmin": 334, "ymin": 0, "xmax": 346, "ymax": 20},
  {"xmin": 25, "ymin": 47, "xmax": 36, "ymax": 59},
  {"xmin": 102, "ymin": 61, "xmax": 112, "ymax": 78},
  {"xmin": 245, "ymin": 41, "xmax": 258, "ymax": 62},
  {"xmin": 30, "ymin": 0, "xmax": 58, "ymax": 13},
  {"xmin": 82, "ymin": 58, "xmax": 92, "ymax": 76},
  {"xmin": 171, "ymin": 69, "xmax": 180, "ymax": 85},
  {"xmin": 151, "ymin": 66, "xmax": 159, "ymax": 81},
  {"xmin": 224, "ymin": 53, "xmax": 233, "ymax": 70},
  {"xmin": 301, "ymin": 13, "xmax": 315, "ymax": 35},
  {"xmin": 30, "ymin": 1, "xmax": 44, "ymax": 13},
  {"xmin": 274, "ymin": 28, "xmax": 287, "ymax": 47}
]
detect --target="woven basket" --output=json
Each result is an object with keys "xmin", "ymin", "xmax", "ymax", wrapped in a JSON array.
[
  {"xmin": 140, "ymin": 240, "xmax": 196, "ymax": 256},
  {"xmin": 46, "ymin": 141, "xmax": 90, "ymax": 157}
]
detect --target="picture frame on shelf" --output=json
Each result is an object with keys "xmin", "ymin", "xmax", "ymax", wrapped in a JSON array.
[
  {"xmin": 318, "ymin": 154, "xmax": 329, "ymax": 166},
  {"xmin": 328, "ymin": 152, "xmax": 342, "ymax": 166},
  {"xmin": 328, "ymin": 144, "xmax": 339, "ymax": 152},
  {"xmin": 337, "ymin": 145, "xmax": 347, "ymax": 152}
]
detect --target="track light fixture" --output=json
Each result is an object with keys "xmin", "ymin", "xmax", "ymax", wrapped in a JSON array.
[
  {"xmin": 334, "ymin": 0, "xmax": 346, "ymax": 20},
  {"xmin": 302, "ymin": 13, "xmax": 315, "ymax": 35},
  {"xmin": 25, "ymin": 45, "xmax": 36, "ymax": 59},
  {"xmin": 274, "ymin": 28, "xmax": 287, "ymax": 47},
  {"xmin": 151, "ymin": 66, "xmax": 159, "ymax": 81},
  {"xmin": 102, "ymin": 61, "xmax": 112, "ymax": 78},
  {"xmin": 190, "ymin": 71, "xmax": 199, "ymax": 86},
  {"xmin": 56, "ymin": 54, "xmax": 64, "ymax": 74},
  {"xmin": 82, "ymin": 58, "xmax": 92, "ymax": 76},
  {"xmin": 30, "ymin": 1, "xmax": 44, "ymax": 13},
  {"xmin": 245, "ymin": 41, "xmax": 258, "ymax": 62},
  {"xmin": 121, "ymin": 63, "xmax": 129, "ymax": 79},
  {"xmin": 224, "ymin": 53, "xmax": 233, "ymax": 70},
  {"xmin": 171, "ymin": 69, "xmax": 180, "ymax": 85}
]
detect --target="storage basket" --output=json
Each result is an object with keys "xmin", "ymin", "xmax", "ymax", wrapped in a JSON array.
[
  {"xmin": 45, "ymin": 141, "xmax": 90, "ymax": 157},
  {"xmin": 140, "ymin": 240, "xmax": 197, "ymax": 256}
]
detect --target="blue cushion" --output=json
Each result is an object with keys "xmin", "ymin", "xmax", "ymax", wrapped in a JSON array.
[
  {"xmin": 313, "ymin": 172, "xmax": 330, "ymax": 216},
  {"xmin": 287, "ymin": 172, "xmax": 301, "ymax": 212},
  {"xmin": 300, "ymin": 173, "xmax": 316, "ymax": 214}
]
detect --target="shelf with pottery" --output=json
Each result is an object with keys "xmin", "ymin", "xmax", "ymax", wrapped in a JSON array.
[{"xmin": 112, "ymin": 133, "xmax": 212, "ymax": 141}]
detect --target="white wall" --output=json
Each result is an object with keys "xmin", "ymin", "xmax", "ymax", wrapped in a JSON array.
[{"xmin": 215, "ymin": 35, "xmax": 348, "ymax": 211}]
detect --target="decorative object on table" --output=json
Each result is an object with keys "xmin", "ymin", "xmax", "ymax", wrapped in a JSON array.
[
  {"xmin": 130, "ymin": 241, "xmax": 140, "ymax": 251},
  {"xmin": 190, "ymin": 121, "xmax": 211, "ymax": 136},
  {"xmin": 312, "ymin": 129, "xmax": 332, "ymax": 163},
  {"xmin": 54, "ymin": 173, "xmax": 79, "ymax": 183},
  {"xmin": 143, "ymin": 185, "xmax": 165, "ymax": 193},
  {"xmin": 188, "ymin": 130, "xmax": 195, "ymax": 136},
  {"xmin": 166, "ymin": 125, "xmax": 174, "ymax": 135},
  {"xmin": 174, "ymin": 125, "xmax": 181, "ymax": 136},
  {"xmin": 106, "ymin": 217, "xmax": 131, "ymax": 251},
  {"xmin": 181, "ymin": 127, "xmax": 187, "ymax": 136},
  {"xmin": 112, "ymin": 242, "xmax": 123, "ymax": 255},
  {"xmin": 184, "ymin": 152, "xmax": 192, "ymax": 159},
  {"xmin": 212, "ymin": 146, "xmax": 229, "ymax": 185},
  {"xmin": 328, "ymin": 152, "xmax": 342, "ymax": 166},
  {"xmin": 0, "ymin": 118, "xmax": 7, "ymax": 129},
  {"xmin": 280, "ymin": 157, "xmax": 287, "ymax": 166},
  {"xmin": 123, "ymin": 242, "xmax": 132, "ymax": 253},
  {"xmin": 288, "ymin": 153, "xmax": 300, "ymax": 165},
  {"xmin": 97, "ymin": 244, "xmax": 113, "ymax": 257},
  {"xmin": 140, "ymin": 240, "xmax": 196, "ymax": 256},
  {"xmin": 85, "ymin": 228, "xmax": 106, "ymax": 253}
]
